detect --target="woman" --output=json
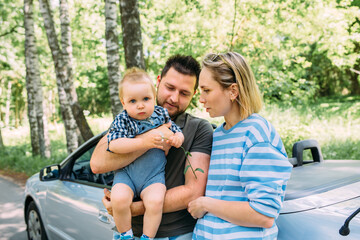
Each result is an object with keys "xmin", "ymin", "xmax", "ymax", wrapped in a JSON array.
[{"xmin": 188, "ymin": 52, "xmax": 293, "ymax": 240}]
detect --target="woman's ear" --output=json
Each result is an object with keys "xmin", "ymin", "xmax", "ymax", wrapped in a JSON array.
[{"xmin": 230, "ymin": 83, "xmax": 239, "ymax": 101}]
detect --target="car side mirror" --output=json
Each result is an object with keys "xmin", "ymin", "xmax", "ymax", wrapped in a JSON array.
[{"xmin": 40, "ymin": 164, "xmax": 61, "ymax": 181}]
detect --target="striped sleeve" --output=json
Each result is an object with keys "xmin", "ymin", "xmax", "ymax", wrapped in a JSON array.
[{"xmin": 240, "ymin": 142, "xmax": 292, "ymax": 218}]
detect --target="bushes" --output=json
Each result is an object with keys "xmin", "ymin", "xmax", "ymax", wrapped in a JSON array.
[
  {"xmin": 262, "ymin": 96, "xmax": 360, "ymax": 159},
  {"xmin": 0, "ymin": 135, "xmax": 67, "ymax": 176},
  {"xmin": 0, "ymin": 97, "xmax": 359, "ymax": 178}
]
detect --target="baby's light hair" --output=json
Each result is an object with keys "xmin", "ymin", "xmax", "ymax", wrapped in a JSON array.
[{"xmin": 118, "ymin": 67, "xmax": 156, "ymax": 100}]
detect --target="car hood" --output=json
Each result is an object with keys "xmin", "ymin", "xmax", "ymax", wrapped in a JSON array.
[{"xmin": 282, "ymin": 160, "xmax": 360, "ymax": 213}]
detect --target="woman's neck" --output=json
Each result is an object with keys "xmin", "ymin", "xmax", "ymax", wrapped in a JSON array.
[{"xmin": 223, "ymin": 104, "xmax": 243, "ymax": 130}]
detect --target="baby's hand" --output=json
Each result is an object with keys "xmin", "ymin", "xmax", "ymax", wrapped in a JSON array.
[
  {"xmin": 143, "ymin": 132, "xmax": 164, "ymax": 150},
  {"xmin": 168, "ymin": 132, "xmax": 184, "ymax": 148}
]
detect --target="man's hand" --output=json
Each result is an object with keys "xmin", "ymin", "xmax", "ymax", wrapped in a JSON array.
[
  {"xmin": 102, "ymin": 188, "xmax": 146, "ymax": 217},
  {"xmin": 102, "ymin": 188, "xmax": 113, "ymax": 216}
]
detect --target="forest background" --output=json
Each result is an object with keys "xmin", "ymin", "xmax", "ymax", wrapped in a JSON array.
[{"xmin": 0, "ymin": 0, "xmax": 359, "ymax": 178}]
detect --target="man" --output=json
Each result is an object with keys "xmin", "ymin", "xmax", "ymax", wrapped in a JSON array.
[{"xmin": 90, "ymin": 55, "xmax": 213, "ymax": 240}]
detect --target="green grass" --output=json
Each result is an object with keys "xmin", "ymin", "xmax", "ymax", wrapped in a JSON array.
[
  {"xmin": 0, "ymin": 117, "xmax": 113, "ymax": 177},
  {"xmin": 1, "ymin": 96, "xmax": 359, "ymax": 178}
]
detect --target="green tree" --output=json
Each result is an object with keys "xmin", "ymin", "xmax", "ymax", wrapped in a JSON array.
[{"xmin": 0, "ymin": 0, "xmax": 26, "ymax": 127}]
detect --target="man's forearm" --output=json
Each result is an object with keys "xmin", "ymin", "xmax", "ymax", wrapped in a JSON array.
[
  {"xmin": 90, "ymin": 134, "xmax": 145, "ymax": 174},
  {"xmin": 130, "ymin": 200, "xmax": 146, "ymax": 216},
  {"xmin": 127, "ymin": 152, "xmax": 209, "ymax": 217},
  {"xmin": 163, "ymin": 152, "xmax": 210, "ymax": 213},
  {"xmin": 129, "ymin": 184, "xmax": 200, "ymax": 217},
  {"xmin": 91, "ymin": 126, "xmax": 174, "ymax": 174}
]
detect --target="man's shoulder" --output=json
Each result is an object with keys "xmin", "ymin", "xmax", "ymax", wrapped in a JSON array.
[
  {"xmin": 181, "ymin": 113, "xmax": 213, "ymax": 154},
  {"xmin": 184, "ymin": 112, "xmax": 211, "ymax": 126},
  {"xmin": 183, "ymin": 113, "xmax": 214, "ymax": 133}
]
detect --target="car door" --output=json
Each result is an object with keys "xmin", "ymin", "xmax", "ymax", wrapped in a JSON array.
[{"xmin": 44, "ymin": 145, "xmax": 115, "ymax": 240}]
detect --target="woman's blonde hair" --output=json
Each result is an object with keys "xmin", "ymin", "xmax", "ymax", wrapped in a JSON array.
[
  {"xmin": 202, "ymin": 52, "xmax": 262, "ymax": 120},
  {"xmin": 118, "ymin": 67, "xmax": 156, "ymax": 100}
]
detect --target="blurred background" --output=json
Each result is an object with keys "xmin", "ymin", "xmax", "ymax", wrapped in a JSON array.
[{"xmin": 0, "ymin": 0, "xmax": 359, "ymax": 178}]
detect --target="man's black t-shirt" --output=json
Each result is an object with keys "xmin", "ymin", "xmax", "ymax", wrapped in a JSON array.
[{"xmin": 132, "ymin": 112, "xmax": 213, "ymax": 238}]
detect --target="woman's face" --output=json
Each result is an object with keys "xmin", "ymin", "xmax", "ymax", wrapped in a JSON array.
[{"xmin": 199, "ymin": 67, "xmax": 232, "ymax": 118}]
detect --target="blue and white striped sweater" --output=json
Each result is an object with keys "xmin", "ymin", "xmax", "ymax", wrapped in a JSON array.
[{"xmin": 193, "ymin": 114, "xmax": 293, "ymax": 240}]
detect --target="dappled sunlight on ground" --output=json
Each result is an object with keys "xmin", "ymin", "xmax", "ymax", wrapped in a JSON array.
[
  {"xmin": 0, "ymin": 204, "xmax": 26, "ymax": 239},
  {"xmin": 0, "ymin": 177, "xmax": 27, "ymax": 239},
  {"xmin": 0, "ymin": 202, "xmax": 24, "ymax": 219}
]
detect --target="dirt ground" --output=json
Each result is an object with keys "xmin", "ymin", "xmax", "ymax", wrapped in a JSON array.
[{"xmin": 0, "ymin": 169, "xmax": 28, "ymax": 187}]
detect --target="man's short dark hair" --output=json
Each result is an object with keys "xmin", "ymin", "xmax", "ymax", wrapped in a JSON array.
[{"xmin": 161, "ymin": 55, "xmax": 201, "ymax": 91}]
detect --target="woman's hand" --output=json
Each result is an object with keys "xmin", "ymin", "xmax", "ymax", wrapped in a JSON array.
[{"xmin": 188, "ymin": 196, "xmax": 209, "ymax": 219}]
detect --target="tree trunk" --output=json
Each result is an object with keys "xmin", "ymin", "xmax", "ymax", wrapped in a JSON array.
[
  {"xmin": 347, "ymin": 68, "xmax": 360, "ymax": 95},
  {"xmin": 24, "ymin": 0, "xmax": 40, "ymax": 156},
  {"xmin": 0, "ymin": 80, "xmax": 4, "ymax": 148},
  {"xmin": 0, "ymin": 80, "xmax": 2, "ymax": 124},
  {"xmin": 24, "ymin": 0, "xmax": 51, "ymax": 158},
  {"xmin": 4, "ymin": 81, "xmax": 12, "ymax": 127},
  {"xmin": 0, "ymin": 127, "xmax": 4, "ymax": 148},
  {"xmin": 38, "ymin": 0, "xmax": 78, "ymax": 153},
  {"xmin": 119, "ymin": 0, "xmax": 145, "ymax": 69},
  {"xmin": 349, "ymin": 43, "xmax": 360, "ymax": 95},
  {"xmin": 105, "ymin": 0, "xmax": 122, "ymax": 118},
  {"xmin": 59, "ymin": 0, "xmax": 94, "ymax": 141},
  {"xmin": 15, "ymin": 95, "xmax": 19, "ymax": 128}
]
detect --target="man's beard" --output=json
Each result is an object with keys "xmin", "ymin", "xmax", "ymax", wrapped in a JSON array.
[{"xmin": 157, "ymin": 98, "xmax": 188, "ymax": 120}]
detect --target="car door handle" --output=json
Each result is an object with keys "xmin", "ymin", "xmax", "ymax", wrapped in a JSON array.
[{"xmin": 98, "ymin": 210, "xmax": 111, "ymax": 224}]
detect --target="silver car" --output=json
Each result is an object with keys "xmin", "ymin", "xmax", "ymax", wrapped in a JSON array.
[{"xmin": 24, "ymin": 133, "xmax": 360, "ymax": 239}]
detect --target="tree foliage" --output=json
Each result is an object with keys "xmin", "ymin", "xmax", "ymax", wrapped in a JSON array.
[{"xmin": 0, "ymin": 0, "xmax": 359, "ymax": 129}]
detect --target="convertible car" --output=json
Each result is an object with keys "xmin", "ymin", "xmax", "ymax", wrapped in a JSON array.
[{"xmin": 24, "ymin": 132, "xmax": 360, "ymax": 239}]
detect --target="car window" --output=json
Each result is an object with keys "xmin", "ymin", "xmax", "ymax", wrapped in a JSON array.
[{"xmin": 70, "ymin": 146, "xmax": 114, "ymax": 187}]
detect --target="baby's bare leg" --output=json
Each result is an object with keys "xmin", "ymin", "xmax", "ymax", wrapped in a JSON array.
[
  {"xmin": 111, "ymin": 183, "xmax": 134, "ymax": 233},
  {"xmin": 140, "ymin": 183, "xmax": 166, "ymax": 238}
]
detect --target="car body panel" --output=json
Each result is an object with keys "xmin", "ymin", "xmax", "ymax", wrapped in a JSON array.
[
  {"xmin": 278, "ymin": 160, "xmax": 360, "ymax": 239},
  {"xmin": 44, "ymin": 180, "xmax": 113, "ymax": 239},
  {"xmin": 25, "ymin": 175, "xmax": 114, "ymax": 240},
  {"xmin": 285, "ymin": 160, "xmax": 360, "ymax": 200},
  {"xmin": 278, "ymin": 197, "xmax": 360, "ymax": 239}
]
